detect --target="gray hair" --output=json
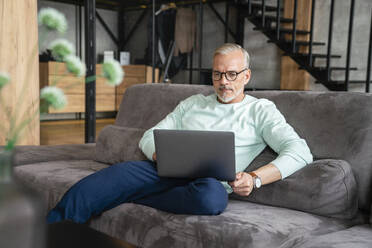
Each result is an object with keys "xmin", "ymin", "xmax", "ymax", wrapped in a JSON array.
[{"xmin": 213, "ymin": 43, "xmax": 250, "ymax": 69}]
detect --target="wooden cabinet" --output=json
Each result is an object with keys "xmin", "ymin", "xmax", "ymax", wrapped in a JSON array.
[
  {"xmin": 39, "ymin": 63, "xmax": 159, "ymax": 145},
  {"xmin": 40, "ymin": 62, "xmax": 159, "ymax": 113},
  {"xmin": 40, "ymin": 118, "xmax": 115, "ymax": 145}
]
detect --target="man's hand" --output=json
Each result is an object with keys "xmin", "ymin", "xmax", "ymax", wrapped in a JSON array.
[
  {"xmin": 152, "ymin": 152, "xmax": 157, "ymax": 161},
  {"xmin": 228, "ymin": 172, "xmax": 254, "ymax": 196}
]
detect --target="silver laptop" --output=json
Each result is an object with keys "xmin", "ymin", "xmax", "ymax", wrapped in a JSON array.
[{"xmin": 154, "ymin": 129, "xmax": 236, "ymax": 181}]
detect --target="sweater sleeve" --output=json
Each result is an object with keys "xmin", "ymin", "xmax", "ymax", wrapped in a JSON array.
[
  {"xmin": 255, "ymin": 99, "xmax": 313, "ymax": 179},
  {"xmin": 138, "ymin": 96, "xmax": 194, "ymax": 161}
]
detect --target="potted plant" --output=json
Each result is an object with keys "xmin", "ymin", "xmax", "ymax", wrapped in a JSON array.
[{"xmin": 0, "ymin": 7, "xmax": 124, "ymax": 248}]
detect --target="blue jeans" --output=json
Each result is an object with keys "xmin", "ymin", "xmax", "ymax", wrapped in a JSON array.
[{"xmin": 47, "ymin": 160, "xmax": 228, "ymax": 223}]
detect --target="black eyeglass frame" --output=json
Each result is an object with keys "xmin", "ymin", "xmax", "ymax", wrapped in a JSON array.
[{"xmin": 212, "ymin": 68, "xmax": 249, "ymax": 81}]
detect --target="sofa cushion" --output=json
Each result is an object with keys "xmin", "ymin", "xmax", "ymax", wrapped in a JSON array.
[
  {"xmin": 233, "ymin": 147, "xmax": 358, "ymax": 220},
  {"xmin": 89, "ymin": 200, "xmax": 362, "ymax": 248},
  {"xmin": 13, "ymin": 159, "xmax": 365, "ymax": 248},
  {"xmin": 290, "ymin": 224, "xmax": 372, "ymax": 248},
  {"xmin": 14, "ymin": 160, "xmax": 108, "ymax": 211},
  {"xmin": 95, "ymin": 125, "xmax": 147, "ymax": 165},
  {"xmin": 12, "ymin": 144, "xmax": 96, "ymax": 166}
]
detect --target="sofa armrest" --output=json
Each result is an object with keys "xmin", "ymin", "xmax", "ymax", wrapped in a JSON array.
[
  {"xmin": 12, "ymin": 144, "xmax": 96, "ymax": 166},
  {"xmin": 95, "ymin": 125, "xmax": 147, "ymax": 165},
  {"xmin": 234, "ymin": 158, "xmax": 358, "ymax": 220}
]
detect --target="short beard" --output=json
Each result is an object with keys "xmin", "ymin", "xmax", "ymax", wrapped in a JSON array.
[{"xmin": 216, "ymin": 85, "xmax": 244, "ymax": 103}]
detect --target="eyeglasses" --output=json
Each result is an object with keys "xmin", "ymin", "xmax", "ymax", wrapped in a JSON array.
[{"xmin": 212, "ymin": 68, "xmax": 248, "ymax": 81}]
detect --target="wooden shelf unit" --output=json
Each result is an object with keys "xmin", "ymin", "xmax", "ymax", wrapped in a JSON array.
[
  {"xmin": 39, "ymin": 63, "xmax": 159, "ymax": 145},
  {"xmin": 40, "ymin": 118, "xmax": 115, "ymax": 145},
  {"xmin": 40, "ymin": 62, "xmax": 159, "ymax": 113}
]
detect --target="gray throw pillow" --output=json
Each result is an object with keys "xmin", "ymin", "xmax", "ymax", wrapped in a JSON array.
[
  {"xmin": 231, "ymin": 147, "xmax": 358, "ymax": 220},
  {"xmin": 95, "ymin": 125, "xmax": 147, "ymax": 165}
]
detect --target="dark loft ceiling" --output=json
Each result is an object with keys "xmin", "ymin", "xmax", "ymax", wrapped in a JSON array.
[{"xmin": 44, "ymin": 0, "xmax": 230, "ymax": 11}]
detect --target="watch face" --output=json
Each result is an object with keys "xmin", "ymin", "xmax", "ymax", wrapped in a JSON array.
[{"xmin": 255, "ymin": 178, "xmax": 262, "ymax": 188}]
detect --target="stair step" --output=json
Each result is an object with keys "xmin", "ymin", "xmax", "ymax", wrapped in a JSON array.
[
  {"xmin": 319, "ymin": 67, "xmax": 358, "ymax": 71},
  {"xmin": 254, "ymin": 27, "xmax": 310, "ymax": 35},
  {"xmin": 252, "ymin": 15, "xmax": 293, "ymax": 23},
  {"xmin": 276, "ymin": 28, "xmax": 310, "ymax": 34},
  {"xmin": 250, "ymin": 3, "xmax": 282, "ymax": 12},
  {"xmin": 316, "ymin": 80, "xmax": 368, "ymax": 84},
  {"xmin": 313, "ymin": 67, "xmax": 358, "ymax": 71},
  {"xmin": 295, "ymin": 53, "xmax": 342, "ymax": 59},
  {"xmin": 318, "ymin": 82, "xmax": 348, "ymax": 91},
  {"xmin": 268, "ymin": 40, "xmax": 326, "ymax": 46}
]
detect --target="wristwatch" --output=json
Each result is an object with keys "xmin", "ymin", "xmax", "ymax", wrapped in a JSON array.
[{"xmin": 248, "ymin": 172, "xmax": 262, "ymax": 189}]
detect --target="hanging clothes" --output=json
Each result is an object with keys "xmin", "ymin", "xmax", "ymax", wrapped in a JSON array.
[
  {"xmin": 174, "ymin": 8, "xmax": 196, "ymax": 56},
  {"xmin": 145, "ymin": 6, "xmax": 195, "ymax": 79},
  {"xmin": 145, "ymin": 8, "xmax": 176, "ymax": 68}
]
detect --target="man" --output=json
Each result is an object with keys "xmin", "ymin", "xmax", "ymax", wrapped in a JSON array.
[{"xmin": 47, "ymin": 43, "xmax": 313, "ymax": 224}]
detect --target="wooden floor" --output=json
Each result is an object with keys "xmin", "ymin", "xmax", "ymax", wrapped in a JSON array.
[{"xmin": 40, "ymin": 118, "xmax": 115, "ymax": 145}]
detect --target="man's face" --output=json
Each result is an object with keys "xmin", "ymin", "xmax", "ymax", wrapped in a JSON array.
[{"xmin": 212, "ymin": 50, "xmax": 251, "ymax": 104}]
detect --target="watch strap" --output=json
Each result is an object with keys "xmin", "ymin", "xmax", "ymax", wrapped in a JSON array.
[
  {"xmin": 248, "ymin": 171, "xmax": 259, "ymax": 179},
  {"xmin": 248, "ymin": 171, "xmax": 260, "ymax": 189}
]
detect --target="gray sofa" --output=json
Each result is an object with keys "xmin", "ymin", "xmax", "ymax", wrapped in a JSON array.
[{"xmin": 14, "ymin": 83, "xmax": 372, "ymax": 247}]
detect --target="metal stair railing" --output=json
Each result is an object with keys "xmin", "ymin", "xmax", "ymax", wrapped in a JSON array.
[{"xmin": 239, "ymin": 0, "xmax": 372, "ymax": 92}]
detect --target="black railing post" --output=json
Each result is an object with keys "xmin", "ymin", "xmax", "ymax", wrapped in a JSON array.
[
  {"xmin": 189, "ymin": 50, "xmax": 193, "ymax": 84},
  {"xmin": 261, "ymin": 0, "xmax": 266, "ymax": 27},
  {"xmin": 84, "ymin": 0, "xmax": 96, "ymax": 143},
  {"xmin": 75, "ymin": 2, "xmax": 80, "ymax": 57},
  {"xmin": 236, "ymin": 5, "xmax": 245, "ymax": 45},
  {"xmin": 327, "ymin": 0, "xmax": 335, "ymax": 81},
  {"xmin": 248, "ymin": 0, "xmax": 252, "ymax": 15},
  {"xmin": 79, "ymin": 2, "xmax": 82, "ymax": 58},
  {"xmin": 225, "ymin": 2, "xmax": 229, "ymax": 43},
  {"xmin": 118, "ymin": 2, "xmax": 125, "ymax": 56},
  {"xmin": 276, "ymin": 0, "xmax": 280, "ymax": 40},
  {"xmin": 309, "ymin": 0, "xmax": 316, "ymax": 66},
  {"xmin": 345, "ymin": 0, "xmax": 355, "ymax": 91},
  {"xmin": 198, "ymin": 0, "xmax": 203, "ymax": 83},
  {"xmin": 292, "ymin": 0, "xmax": 298, "ymax": 54},
  {"xmin": 152, "ymin": 0, "xmax": 156, "ymax": 83},
  {"xmin": 366, "ymin": 14, "xmax": 372, "ymax": 93},
  {"xmin": 189, "ymin": 5, "xmax": 195, "ymax": 84}
]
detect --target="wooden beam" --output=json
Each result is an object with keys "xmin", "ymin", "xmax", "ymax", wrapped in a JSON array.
[
  {"xmin": 0, "ymin": 0, "xmax": 40, "ymax": 146},
  {"xmin": 280, "ymin": 0, "xmax": 312, "ymax": 90}
]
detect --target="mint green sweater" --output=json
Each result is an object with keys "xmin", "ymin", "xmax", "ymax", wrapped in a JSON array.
[{"xmin": 139, "ymin": 94, "xmax": 313, "ymax": 193}]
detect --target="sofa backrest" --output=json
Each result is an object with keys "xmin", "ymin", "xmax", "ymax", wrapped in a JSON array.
[
  {"xmin": 115, "ymin": 84, "xmax": 214, "ymax": 129},
  {"xmin": 248, "ymin": 90, "xmax": 372, "ymax": 213},
  {"xmin": 116, "ymin": 83, "xmax": 372, "ymax": 212}
]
